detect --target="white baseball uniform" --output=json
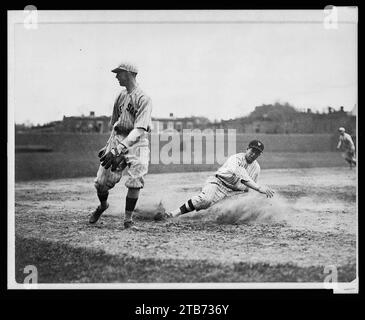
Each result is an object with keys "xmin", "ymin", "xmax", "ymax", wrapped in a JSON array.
[
  {"xmin": 191, "ymin": 152, "xmax": 261, "ymax": 211},
  {"xmin": 338, "ymin": 132, "xmax": 356, "ymax": 163},
  {"xmin": 94, "ymin": 85, "xmax": 152, "ymax": 193}
]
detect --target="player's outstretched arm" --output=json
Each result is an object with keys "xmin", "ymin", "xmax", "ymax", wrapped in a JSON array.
[
  {"xmin": 241, "ymin": 179, "xmax": 275, "ymax": 198},
  {"xmin": 115, "ymin": 127, "xmax": 146, "ymax": 152},
  {"xmin": 257, "ymin": 185, "xmax": 275, "ymax": 198}
]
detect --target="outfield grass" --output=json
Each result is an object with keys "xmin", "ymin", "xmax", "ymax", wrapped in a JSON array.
[
  {"xmin": 15, "ymin": 151, "xmax": 347, "ymax": 181},
  {"xmin": 14, "ymin": 132, "xmax": 346, "ymax": 181},
  {"xmin": 15, "ymin": 132, "xmax": 339, "ymax": 153},
  {"xmin": 15, "ymin": 236, "xmax": 355, "ymax": 283}
]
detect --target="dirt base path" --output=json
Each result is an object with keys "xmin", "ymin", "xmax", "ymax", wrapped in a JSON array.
[{"xmin": 14, "ymin": 167, "xmax": 357, "ymax": 283}]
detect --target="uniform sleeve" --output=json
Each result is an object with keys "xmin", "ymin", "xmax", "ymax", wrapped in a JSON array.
[
  {"xmin": 237, "ymin": 162, "xmax": 260, "ymax": 192},
  {"xmin": 220, "ymin": 155, "xmax": 240, "ymax": 175},
  {"xmin": 215, "ymin": 155, "xmax": 238, "ymax": 185},
  {"xmin": 337, "ymin": 137, "xmax": 342, "ymax": 149},
  {"xmin": 110, "ymin": 93, "xmax": 121, "ymax": 127},
  {"xmin": 238, "ymin": 167, "xmax": 254, "ymax": 183},
  {"xmin": 224, "ymin": 155, "xmax": 251, "ymax": 182},
  {"xmin": 217, "ymin": 155, "xmax": 251, "ymax": 185},
  {"xmin": 134, "ymin": 95, "xmax": 152, "ymax": 130}
]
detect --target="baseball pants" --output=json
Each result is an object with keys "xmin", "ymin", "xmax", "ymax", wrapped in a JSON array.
[
  {"xmin": 343, "ymin": 150, "xmax": 356, "ymax": 163},
  {"xmin": 191, "ymin": 176, "xmax": 246, "ymax": 211},
  {"xmin": 94, "ymin": 133, "xmax": 150, "ymax": 193}
]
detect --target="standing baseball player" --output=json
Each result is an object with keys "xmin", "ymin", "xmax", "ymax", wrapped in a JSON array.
[
  {"xmin": 89, "ymin": 62, "xmax": 152, "ymax": 229},
  {"xmin": 154, "ymin": 140, "xmax": 275, "ymax": 220},
  {"xmin": 337, "ymin": 127, "xmax": 356, "ymax": 169}
]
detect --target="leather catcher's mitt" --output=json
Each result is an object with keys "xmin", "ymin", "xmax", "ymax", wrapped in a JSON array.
[
  {"xmin": 111, "ymin": 153, "xmax": 128, "ymax": 172},
  {"xmin": 100, "ymin": 147, "xmax": 128, "ymax": 172}
]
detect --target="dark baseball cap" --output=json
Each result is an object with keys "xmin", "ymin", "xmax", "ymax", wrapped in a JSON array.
[{"xmin": 248, "ymin": 140, "xmax": 264, "ymax": 153}]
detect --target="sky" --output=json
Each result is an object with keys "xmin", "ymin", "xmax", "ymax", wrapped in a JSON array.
[{"xmin": 10, "ymin": 10, "xmax": 357, "ymax": 125}]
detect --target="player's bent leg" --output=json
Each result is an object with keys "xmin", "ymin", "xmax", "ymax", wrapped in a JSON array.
[
  {"xmin": 90, "ymin": 164, "xmax": 122, "ymax": 224},
  {"xmin": 345, "ymin": 151, "xmax": 357, "ymax": 169},
  {"xmin": 123, "ymin": 145, "xmax": 149, "ymax": 229},
  {"xmin": 191, "ymin": 181, "xmax": 226, "ymax": 211},
  {"xmin": 124, "ymin": 178, "xmax": 144, "ymax": 229},
  {"xmin": 191, "ymin": 193, "xmax": 213, "ymax": 211},
  {"xmin": 154, "ymin": 200, "xmax": 193, "ymax": 221},
  {"xmin": 123, "ymin": 188, "xmax": 140, "ymax": 230},
  {"xmin": 350, "ymin": 152, "xmax": 357, "ymax": 166},
  {"xmin": 155, "ymin": 180, "xmax": 226, "ymax": 221},
  {"xmin": 89, "ymin": 200, "xmax": 109, "ymax": 224},
  {"xmin": 157, "ymin": 199, "xmax": 196, "ymax": 221},
  {"xmin": 124, "ymin": 145, "xmax": 149, "ymax": 189},
  {"xmin": 94, "ymin": 163, "xmax": 123, "ymax": 192}
]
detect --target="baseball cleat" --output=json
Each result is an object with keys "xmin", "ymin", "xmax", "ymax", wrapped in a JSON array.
[
  {"xmin": 154, "ymin": 211, "xmax": 173, "ymax": 222},
  {"xmin": 89, "ymin": 203, "xmax": 109, "ymax": 224},
  {"xmin": 124, "ymin": 220, "xmax": 139, "ymax": 230}
]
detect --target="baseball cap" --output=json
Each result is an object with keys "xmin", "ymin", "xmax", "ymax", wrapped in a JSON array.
[
  {"xmin": 248, "ymin": 140, "xmax": 264, "ymax": 153},
  {"xmin": 338, "ymin": 127, "xmax": 345, "ymax": 132},
  {"xmin": 111, "ymin": 62, "xmax": 138, "ymax": 74}
]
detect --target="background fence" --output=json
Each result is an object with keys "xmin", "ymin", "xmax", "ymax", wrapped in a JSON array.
[
  {"xmin": 15, "ymin": 132, "xmax": 340, "ymax": 153},
  {"xmin": 14, "ymin": 132, "xmax": 347, "ymax": 181}
]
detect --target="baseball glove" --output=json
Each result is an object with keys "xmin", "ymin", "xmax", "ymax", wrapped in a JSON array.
[
  {"xmin": 111, "ymin": 153, "xmax": 128, "ymax": 172},
  {"xmin": 100, "ymin": 147, "xmax": 128, "ymax": 172},
  {"xmin": 98, "ymin": 146, "xmax": 107, "ymax": 158}
]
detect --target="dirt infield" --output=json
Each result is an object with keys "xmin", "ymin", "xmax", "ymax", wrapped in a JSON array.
[{"xmin": 14, "ymin": 167, "xmax": 357, "ymax": 284}]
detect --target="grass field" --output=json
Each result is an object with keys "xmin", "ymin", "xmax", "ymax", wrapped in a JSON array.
[
  {"xmin": 15, "ymin": 132, "xmax": 339, "ymax": 153},
  {"xmin": 14, "ymin": 132, "xmax": 344, "ymax": 181},
  {"xmin": 15, "ymin": 151, "xmax": 347, "ymax": 181}
]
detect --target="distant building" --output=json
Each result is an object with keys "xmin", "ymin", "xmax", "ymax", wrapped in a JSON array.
[
  {"xmin": 151, "ymin": 113, "xmax": 211, "ymax": 133},
  {"xmin": 15, "ymin": 123, "xmax": 29, "ymax": 134},
  {"xmin": 17, "ymin": 104, "xmax": 356, "ymax": 135},
  {"xmin": 59, "ymin": 111, "xmax": 111, "ymax": 133},
  {"xmin": 18, "ymin": 111, "xmax": 111, "ymax": 134},
  {"xmin": 216, "ymin": 105, "xmax": 356, "ymax": 134}
]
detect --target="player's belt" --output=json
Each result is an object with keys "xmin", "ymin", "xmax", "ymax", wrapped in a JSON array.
[
  {"xmin": 215, "ymin": 174, "xmax": 247, "ymax": 191},
  {"xmin": 215, "ymin": 174, "xmax": 232, "ymax": 187}
]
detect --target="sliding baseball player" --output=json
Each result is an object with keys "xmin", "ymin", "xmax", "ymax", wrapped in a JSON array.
[{"xmin": 154, "ymin": 140, "xmax": 275, "ymax": 220}]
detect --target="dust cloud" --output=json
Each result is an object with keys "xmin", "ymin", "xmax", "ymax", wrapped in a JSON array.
[
  {"xmin": 137, "ymin": 191, "xmax": 351, "ymax": 226},
  {"xmin": 202, "ymin": 193, "xmax": 290, "ymax": 224}
]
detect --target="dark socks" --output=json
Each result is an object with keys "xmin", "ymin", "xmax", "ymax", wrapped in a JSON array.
[
  {"xmin": 179, "ymin": 199, "xmax": 195, "ymax": 215},
  {"xmin": 97, "ymin": 192, "xmax": 109, "ymax": 207},
  {"xmin": 125, "ymin": 197, "xmax": 138, "ymax": 221},
  {"xmin": 126, "ymin": 197, "xmax": 138, "ymax": 212}
]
